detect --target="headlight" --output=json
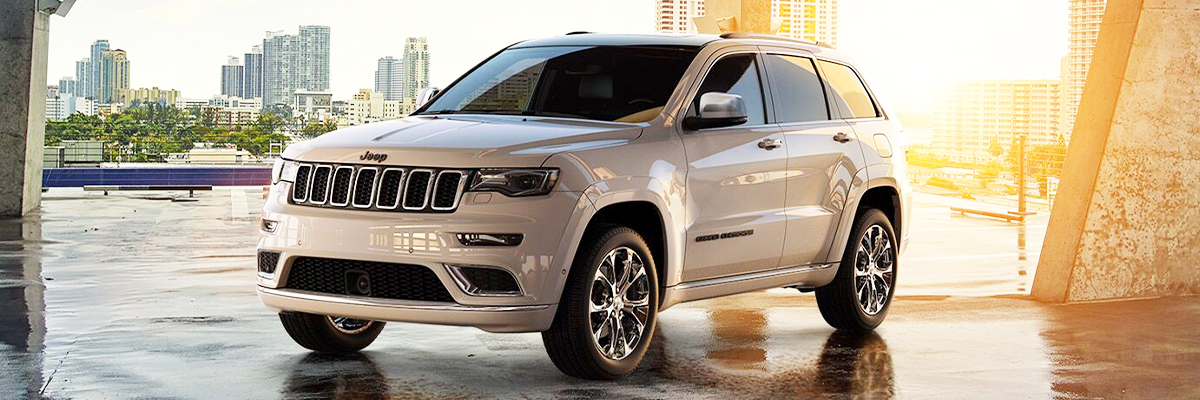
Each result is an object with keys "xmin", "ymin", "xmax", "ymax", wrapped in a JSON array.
[
  {"xmin": 273, "ymin": 159, "xmax": 300, "ymax": 184},
  {"xmin": 467, "ymin": 168, "xmax": 558, "ymax": 197}
]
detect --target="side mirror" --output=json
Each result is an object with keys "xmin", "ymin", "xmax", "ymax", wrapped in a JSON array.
[
  {"xmin": 683, "ymin": 92, "xmax": 748, "ymax": 130},
  {"xmin": 416, "ymin": 87, "xmax": 440, "ymax": 107}
]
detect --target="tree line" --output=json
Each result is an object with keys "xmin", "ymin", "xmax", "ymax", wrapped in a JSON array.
[{"xmin": 45, "ymin": 102, "xmax": 340, "ymax": 162}]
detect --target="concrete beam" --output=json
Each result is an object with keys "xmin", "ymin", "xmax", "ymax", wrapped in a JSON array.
[
  {"xmin": 1033, "ymin": 0, "xmax": 1200, "ymax": 302},
  {"xmin": 0, "ymin": 0, "xmax": 48, "ymax": 217}
]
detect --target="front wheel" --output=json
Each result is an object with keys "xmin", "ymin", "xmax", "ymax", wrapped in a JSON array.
[
  {"xmin": 279, "ymin": 312, "xmax": 385, "ymax": 353},
  {"xmin": 816, "ymin": 208, "xmax": 897, "ymax": 331},
  {"xmin": 542, "ymin": 226, "xmax": 659, "ymax": 380}
]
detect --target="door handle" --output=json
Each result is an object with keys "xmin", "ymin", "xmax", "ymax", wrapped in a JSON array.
[
  {"xmin": 758, "ymin": 138, "xmax": 783, "ymax": 150},
  {"xmin": 833, "ymin": 132, "xmax": 853, "ymax": 143}
]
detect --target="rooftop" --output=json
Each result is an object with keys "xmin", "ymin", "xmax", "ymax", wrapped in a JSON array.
[{"xmin": 1, "ymin": 189, "xmax": 1196, "ymax": 398}]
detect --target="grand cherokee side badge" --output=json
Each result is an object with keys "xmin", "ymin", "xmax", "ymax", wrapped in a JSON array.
[
  {"xmin": 695, "ymin": 229, "xmax": 754, "ymax": 243},
  {"xmin": 360, "ymin": 151, "xmax": 388, "ymax": 163}
]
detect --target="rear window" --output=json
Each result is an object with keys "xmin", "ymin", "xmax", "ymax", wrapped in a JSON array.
[{"xmin": 819, "ymin": 61, "xmax": 879, "ymax": 119}]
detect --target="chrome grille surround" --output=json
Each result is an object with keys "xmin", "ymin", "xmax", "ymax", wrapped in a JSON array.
[
  {"xmin": 402, "ymin": 169, "xmax": 435, "ymax": 211},
  {"xmin": 432, "ymin": 171, "xmax": 468, "ymax": 211},
  {"xmin": 290, "ymin": 161, "xmax": 469, "ymax": 213}
]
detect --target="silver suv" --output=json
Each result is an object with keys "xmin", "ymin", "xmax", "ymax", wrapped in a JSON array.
[{"xmin": 258, "ymin": 32, "xmax": 911, "ymax": 380}]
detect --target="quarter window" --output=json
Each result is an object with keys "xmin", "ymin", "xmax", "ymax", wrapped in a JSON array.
[
  {"xmin": 693, "ymin": 54, "xmax": 766, "ymax": 126},
  {"xmin": 819, "ymin": 61, "xmax": 879, "ymax": 119},
  {"xmin": 765, "ymin": 55, "xmax": 828, "ymax": 123}
]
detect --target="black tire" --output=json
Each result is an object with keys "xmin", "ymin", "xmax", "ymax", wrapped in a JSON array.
[
  {"xmin": 541, "ymin": 225, "xmax": 659, "ymax": 380},
  {"xmin": 279, "ymin": 312, "xmax": 385, "ymax": 353},
  {"xmin": 816, "ymin": 208, "xmax": 897, "ymax": 332}
]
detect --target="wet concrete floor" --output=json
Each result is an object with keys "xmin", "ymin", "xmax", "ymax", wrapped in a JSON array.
[{"xmin": 1, "ymin": 188, "xmax": 1198, "ymax": 399}]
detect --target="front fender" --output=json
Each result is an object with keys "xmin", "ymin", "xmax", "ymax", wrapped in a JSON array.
[{"xmin": 537, "ymin": 176, "xmax": 687, "ymax": 309}]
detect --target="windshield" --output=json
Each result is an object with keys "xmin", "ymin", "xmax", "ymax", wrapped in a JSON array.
[{"xmin": 420, "ymin": 45, "xmax": 699, "ymax": 123}]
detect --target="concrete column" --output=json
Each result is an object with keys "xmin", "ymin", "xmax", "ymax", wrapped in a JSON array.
[
  {"xmin": 0, "ymin": 0, "xmax": 49, "ymax": 217},
  {"xmin": 1033, "ymin": 0, "xmax": 1200, "ymax": 302}
]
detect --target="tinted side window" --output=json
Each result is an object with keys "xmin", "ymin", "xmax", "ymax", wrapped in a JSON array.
[
  {"xmin": 765, "ymin": 55, "xmax": 828, "ymax": 123},
  {"xmin": 694, "ymin": 54, "xmax": 766, "ymax": 126},
  {"xmin": 819, "ymin": 61, "xmax": 879, "ymax": 119}
]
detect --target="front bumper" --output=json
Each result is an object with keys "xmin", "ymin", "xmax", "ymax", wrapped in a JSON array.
[
  {"xmin": 257, "ymin": 287, "xmax": 557, "ymax": 333},
  {"xmin": 257, "ymin": 180, "xmax": 591, "ymax": 332}
]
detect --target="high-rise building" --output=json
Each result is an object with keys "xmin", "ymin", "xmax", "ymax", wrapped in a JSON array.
[
  {"xmin": 772, "ymin": 0, "xmax": 838, "ymax": 47},
  {"xmin": 655, "ymin": 0, "xmax": 839, "ymax": 47},
  {"xmin": 88, "ymin": 40, "xmax": 110, "ymax": 100},
  {"xmin": 932, "ymin": 80, "xmax": 1062, "ymax": 164},
  {"xmin": 1063, "ymin": 0, "xmax": 1107, "ymax": 138},
  {"xmin": 98, "ymin": 49, "xmax": 130, "ymax": 104},
  {"xmin": 656, "ymin": 0, "xmax": 706, "ymax": 33},
  {"xmin": 243, "ymin": 45, "xmax": 264, "ymax": 100},
  {"xmin": 262, "ymin": 25, "xmax": 331, "ymax": 107},
  {"xmin": 58, "ymin": 77, "xmax": 78, "ymax": 97},
  {"xmin": 402, "ymin": 37, "xmax": 430, "ymax": 99},
  {"xmin": 374, "ymin": 56, "xmax": 404, "ymax": 101},
  {"xmin": 74, "ymin": 59, "xmax": 90, "ymax": 98},
  {"xmin": 221, "ymin": 56, "xmax": 245, "ymax": 98},
  {"xmin": 122, "ymin": 87, "xmax": 181, "ymax": 106}
]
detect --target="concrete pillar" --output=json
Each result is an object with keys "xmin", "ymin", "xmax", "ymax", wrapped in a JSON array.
[
  {"xmin": 1033, "ymin": 0, "xmax": 1200, "ymax": 302},
  {"xmin": 695, "ymin": 0, "xmax": 775, "ymax": 35},
  {"xmin": 0, "ymin": 0, "xmax": 49, "ymax": 217}
]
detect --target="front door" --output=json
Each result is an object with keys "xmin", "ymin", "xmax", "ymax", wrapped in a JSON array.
[{"xmin": 680, "ymin": 50, "xmax": 788, "ymax": 282}]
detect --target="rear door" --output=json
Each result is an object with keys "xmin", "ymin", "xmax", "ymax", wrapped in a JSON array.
[
  {"xmin": 816, "ymin": 59, "xmax": 894, "ymax": 171},
  {"xmin": 761, "ymin": 50, "xmax": 863, "ymax": 267}
]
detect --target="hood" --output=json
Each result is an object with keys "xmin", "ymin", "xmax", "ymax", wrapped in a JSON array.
[{"xmin": 282, "ymin": 115, "xmax": 643, "ymax": 168}]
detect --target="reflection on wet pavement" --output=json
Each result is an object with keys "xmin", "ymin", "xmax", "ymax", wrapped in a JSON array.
[{"xmin": 0, "ymin": 188, "xmax": 1198, "ymax": 399}]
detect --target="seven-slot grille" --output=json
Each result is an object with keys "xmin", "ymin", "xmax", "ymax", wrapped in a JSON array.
[{"xmin": 290, "ymin": 162, "xmax": 469, "ymax": 213}]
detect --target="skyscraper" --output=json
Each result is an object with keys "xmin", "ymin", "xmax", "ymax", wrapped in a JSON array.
[
  {"xmin": 933, "ymin": 80, "xmax": 1063, "ymax": 164},
  {"xmin": 58, "ymin": 77, "xmax": 77, "ymax": 97},
  {"xmin": 243, "ymin": 45, "xmax": 264, "ymax": 100},
  {"xmin": 75, "ymin": 58, "xmax": 90, "ymax": 99},
  {"xmin": 772, "ymin": 0, "xmax": 838, "ymax": 47},
  {"xmin": 1063, "ymin": 0, "xmax": 1107, "ymax": 138},
  {"xmin": 656, "ymin": 0, "xmax": 706, "ymax": 33},
  {"xmin": 98, "ymin": 49, "xmax": 130, "ymax": 104},
  {"xmin": 374, "ymin": 56, "xmax": 404, "ymax": 101},
  {"xmin": 262, "ymin": 25, "xmax": 331, "ymax": 107},
  {"xmin": 88, "ymin": 40, "xmax": 110, "ymax": 100},
  {"xmin": 655, "ymin": 0, "xmax": 839, "ymax": 47},
  {"xmin": 402, "ymin": 37, "xmax": 430, "ymax": 99},
  {"xmin": 221, "ymin": 56, "xmax": 245, "ymax": 98}
]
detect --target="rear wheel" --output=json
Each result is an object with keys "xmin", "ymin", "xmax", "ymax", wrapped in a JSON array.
[
  {"xmin": 542, "ymin": 226, "xmax": 658, "ymax": 380},
  {"xmin": 816, "ymin": 208, "xmax": 896, "ymax": 331},
  {"xmin": 279, "ymin": 312, "xmax": 385, "ymax": 353}
]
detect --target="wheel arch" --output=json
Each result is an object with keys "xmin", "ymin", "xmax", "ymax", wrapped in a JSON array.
[
  {"xmin": 544, "ymin": 176, "xmax": 685, "ymax": 311},
  {"xmin": 827, "ymin": 177, "xmax": 902, "ymax": 264}
]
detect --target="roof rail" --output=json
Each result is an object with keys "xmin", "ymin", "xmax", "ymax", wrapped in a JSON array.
[
  {"xmin": 718, "ymin": 32, "xmax": 832, "ymax": 49},
  {"xmin": 564, "ymin": 31, "xmax": 592, "ymax": 35}
]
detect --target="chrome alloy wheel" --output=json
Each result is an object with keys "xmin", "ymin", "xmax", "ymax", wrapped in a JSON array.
[
  {"xmin": 327, "ymin": 316, "xmax": 373, "ymax": 335},
  {"xmin": 854, "ymin": 225, "xmax": 895, "ymax": 316},
  {"xmin": 589, "ymin": 246, "xmax": 651, "ymax": 361}
]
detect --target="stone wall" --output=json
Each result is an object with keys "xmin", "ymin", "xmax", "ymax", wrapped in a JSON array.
[{"xmin": 1034, "ymin": 0, "xmax": 1200, "ymax": 302}]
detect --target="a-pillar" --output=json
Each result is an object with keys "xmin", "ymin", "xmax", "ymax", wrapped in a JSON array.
[{"xmin": 0, "ymin": 0, "xmax": 49, "ymax": 217}]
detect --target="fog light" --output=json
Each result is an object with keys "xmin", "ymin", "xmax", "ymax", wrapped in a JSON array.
[
  {"xmin": 455, "ymin": 233, "xmax": 523, "ymax": 246},
  {"xmin": 261, "ymin": 219, "xmax": 279, "ymax": 233}
]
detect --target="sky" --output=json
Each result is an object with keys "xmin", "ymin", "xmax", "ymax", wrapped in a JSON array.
[{"xmin": 46, "ymin": 0, "xmax": 1067, "ymax": 109}]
